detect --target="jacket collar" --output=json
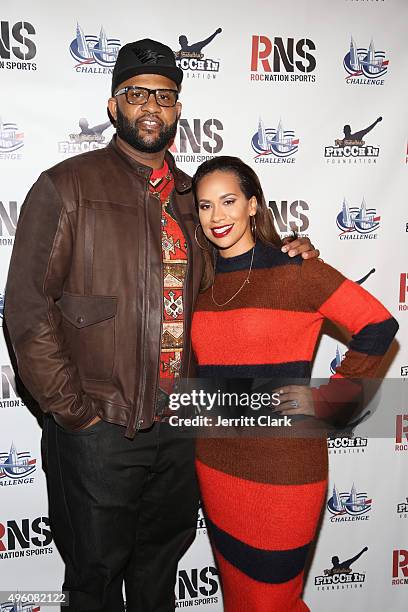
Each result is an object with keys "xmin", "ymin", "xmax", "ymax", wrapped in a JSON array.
[{"xmin": 108, "ymin": 135, "xmax": 192, "ymax": 194}]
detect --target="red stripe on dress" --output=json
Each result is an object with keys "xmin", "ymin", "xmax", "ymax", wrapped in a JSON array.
[
  {"xmin": 192, "ymin": 308, "xmax": 323, "ymax": 365},
  {"xmin": 318, "ymin": 279, "xmax": 392, "ymax": 334},
  {"xmin": 215, "ymin": 553, "xmax": 308, "ymax": 612},
  {"xmin": 196, "ymin": 459, "xmax": 327, "ymax": 550}
]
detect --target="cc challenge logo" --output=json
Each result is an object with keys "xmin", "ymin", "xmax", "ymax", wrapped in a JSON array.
[
  {"xmin": 58, "ymin": 117, "xmax": 112, "ymax": 155},
  {"xmin": 325, "ymin": 116, "xmax": 382, "ymax": 163},
  {"xmin": 336, "ymin": 197, "xmax": 380, "ymax": 241},
  {"xmin": 0, "ymin": 442, "xmax": 36, "ymax": 487},
  {"xmin": 327, "ymin": 483, "xmax": 372, "ymax": 522},
  {"xmin": 169, "ymin": 117, "xmax": 223, "ymax": 164},
  {"xmin": 330, "ymin": 345, "xmax": 345, "ymax": 374},
  {"xmin": 314, "ymin": 547, "xmax": 368, "ymax": 591},
  {"xmin": 0, "ymin": 20, "xmax": 36, "ymax": 71},
  {"xmin": 252, "ymin": 118, "xmax": 299, "ymax": 164},
  {"xmin": 69, "ymin": 23, "xmax": 120, "ymax": 73},
  {"xmin": 0, "ymin": 602, "xmax": 40, "ymax": 612},
  {"xmin": 250, "ymin": 35, "xmax": 316, "ymax": 83},
  {"xmin": 174, "ymin": 28, "xmax": 222, "ymax": 79},
  {"xmin": 0, "ymin": 120, "xmax": 24, "ymax": 160},
  {"xmin": 344, "ymin": 36, "xmax": 388, "ymax": 85}
]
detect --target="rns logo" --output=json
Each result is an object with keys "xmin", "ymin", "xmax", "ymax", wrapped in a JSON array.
[
  {"xmin": 392, "ymin": 550, "xmax": 408, "ymax": 585},
  {"xmin": 0, "ymin": 21, "xmax": 36, "ymax": 70},
  {"xmin": 0, "ymin": 200, "xmax": 18, "ymax": 235},
  {"xmin": 268, "ymin": 200, "xmax": 310, "ymax": 234},
  {"xmin": 176, "ymin": 566, "xmax": 219, "ymax": 603},
  {"xmin": 1, "ymin": 365, "xmax": 25, "ymax": 408},
  {"xmin": 0, "ymin": 517, "xmax": 52, "ymax": 557},
  {"xmin": 250, "ymin": 35, "xmax": 316, "ymax": 82},
  {"xmin": 395, "ymin": 415, "xmax": 408, "ymax": 451},
  {"xmin": 171, "ymin": 119, "xmax": 223, "ymax": 163}
]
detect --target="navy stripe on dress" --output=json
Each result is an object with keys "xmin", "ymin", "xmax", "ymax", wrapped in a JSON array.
[{"xmin": 207, "ymin": 517, "xmax": 310, "ymax": 584}]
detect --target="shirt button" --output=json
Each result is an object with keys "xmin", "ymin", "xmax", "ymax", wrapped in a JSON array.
[{"xmin": 77, "ymin": 316, "xmax": 85, "ymax": 324}]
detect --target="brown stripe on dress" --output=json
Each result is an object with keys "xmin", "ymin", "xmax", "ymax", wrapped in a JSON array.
[
  {"xmin": 336, "ymin": 349, "xmax": 386, "ymax": 378},
  {"xmin": 195, "ymin": 437, "xmax": 328, "ymax": 485},
  {"xmin": 196, "ymin": 263, "xmax": 345, "ymax": 313}
]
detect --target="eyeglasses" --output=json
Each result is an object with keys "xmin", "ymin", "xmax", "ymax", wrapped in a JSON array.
[{"xmin": 114, "ymin": 86, "xmax": 179, "ymax": 107}]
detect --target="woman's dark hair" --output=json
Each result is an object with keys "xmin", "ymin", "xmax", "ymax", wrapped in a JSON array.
[{"xmin": 192, "ymin": 156, "xmax": 282, "ymax": 290}]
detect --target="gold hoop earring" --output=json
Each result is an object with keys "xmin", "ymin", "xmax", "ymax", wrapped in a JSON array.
[
  {"xmin": 194, "ymin": 224, "xmax": 208, "ymax": 250},
  {"xmin": 251, "ymin": 215, "xmax": 257, "ymax": 240}
]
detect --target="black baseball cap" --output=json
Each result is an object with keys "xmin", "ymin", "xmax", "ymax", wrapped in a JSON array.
[{"xmin": 111, "ymin": 38, "xmax": 183, "ymax": 95}]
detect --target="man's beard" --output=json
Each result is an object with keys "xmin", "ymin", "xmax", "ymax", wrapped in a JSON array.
[{"xmin": 116, "ymin": 108, "xmax": 178, "ymax": 153}]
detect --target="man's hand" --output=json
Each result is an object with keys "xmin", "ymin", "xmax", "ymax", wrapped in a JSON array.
[
  {"xmin": 281, "ymin": 236, "xmax": 320, "ymax": 259},
  {"xmin": 275, "ymin": 386, "xmax": 315, "ymax": 416}
]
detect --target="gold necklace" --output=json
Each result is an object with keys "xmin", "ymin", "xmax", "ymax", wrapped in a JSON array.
[{"xmin": 211, "ymin": 245, "xmax": 255, "ymax": 307}]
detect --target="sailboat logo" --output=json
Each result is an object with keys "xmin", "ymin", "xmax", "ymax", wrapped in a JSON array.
[
  {"xmin": 330, "ymin": 345, "xmax": 345, "ymax": 374},
  {"xmin": 0, "ymin": 443, "xmax": 36, "ymax": 480},
  {"xmin": 327, "ymin": 483, "xmax": 372, "ymax": 517},
  {"xmin": 336, "ymin": 198, "xmax": 380, "ymax": 236},
  {"xmin": 0, "ymin": 120, "xmax": 24, "ymax": 153},
  {"xmin": 344, "ymin": 36, "xmax": 388, "ymax": 81},
  {"xmin": 69, "ymin": 23, "xmax": 120, "ymax": 68},
  {"xmin": 252, "ymin": 118, "xmax": 299, "ymax": 159},
  {"xmin": 0, "ymin": 602, "xmax": 40, "ymax": 611}
]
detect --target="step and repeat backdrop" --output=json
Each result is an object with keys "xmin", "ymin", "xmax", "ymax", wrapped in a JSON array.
[{"xmin": 1, "ymin": 0, "xmax": 408, "ymax": 610}]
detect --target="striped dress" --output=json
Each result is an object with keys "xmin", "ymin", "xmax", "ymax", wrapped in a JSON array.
[{"xmin": 191, "ymin": 240, "xmax": 398, "ymax": 612}]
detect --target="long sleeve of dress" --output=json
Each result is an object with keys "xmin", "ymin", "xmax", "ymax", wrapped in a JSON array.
[{"xmin": 300, "ymin": 259, "xmax": 399, "ymax": 420}]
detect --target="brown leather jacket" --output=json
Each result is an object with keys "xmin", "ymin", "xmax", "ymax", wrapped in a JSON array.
[{"xmin": 5, "ymin": 137, "xmax": 203, "ymax": 438}]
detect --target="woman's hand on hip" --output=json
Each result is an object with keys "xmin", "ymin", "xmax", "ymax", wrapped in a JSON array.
[{"xmin": 275, "ymin": 385, "xmax": 315, "ymax": 416}]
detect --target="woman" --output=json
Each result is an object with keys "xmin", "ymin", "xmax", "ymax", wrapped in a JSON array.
[{"xmin": 190, "ymin": 156, "xmax": 398, "ymax": 611}]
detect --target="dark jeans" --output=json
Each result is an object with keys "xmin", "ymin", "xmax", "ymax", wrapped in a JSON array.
[{"xmin": 42, "ymin": 416, "xmax": 199, "ymax": 612}]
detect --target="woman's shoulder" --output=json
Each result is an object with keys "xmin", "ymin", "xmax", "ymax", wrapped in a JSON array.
[
  {"xmin": 299, "ymin": 257, "xmax": 345, "ymax": 284},
  {"xmin": 256, "ymin": 243, "xmax": 347, "ymax": 292},
  {"xmin": 254, "ymin": 240, "xmax": 303, "ymax": 271}
]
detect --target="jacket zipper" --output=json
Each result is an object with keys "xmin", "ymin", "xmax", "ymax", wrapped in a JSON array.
[
  {"xmin": 133, "ymin": 178, "xmax": 154, "ymax": 433},
  {"xmin": 152, "ymin": 190, "xmax": 164, "ymax": 420}
]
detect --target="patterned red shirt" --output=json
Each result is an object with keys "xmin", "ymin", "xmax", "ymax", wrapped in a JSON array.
[{"xmin": 149, "ymin": 161, "xmax": 188, "ymax": 389}]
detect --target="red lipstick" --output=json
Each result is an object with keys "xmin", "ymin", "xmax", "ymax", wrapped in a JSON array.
[{"xmin": 211, "ymin": 224, "xmax": 234, "ymax": 238}]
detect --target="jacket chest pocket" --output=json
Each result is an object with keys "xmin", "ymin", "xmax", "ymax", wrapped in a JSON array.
[{"xmin": 57, "ymin": 293, "xmax": 117, "ymax": 381}]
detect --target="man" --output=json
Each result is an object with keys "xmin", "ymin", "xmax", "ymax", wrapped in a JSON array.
[
  {"xmin": 77, "ymin": 117, "xmax": 111, "ymax": 138},
  {"xmin": 328, "ymin": 547, "xmax": 368, "ymax": 575},
  {"xmin": 177, "ymin": 28, "xmax": 222, "ymax": 54},
  {"xmin": 340, "ymin": 116, "xmax": 382, "ymax": 145},
  {"xmin": 5, "ymin": 39, "xmax": 318, "ymax": 611}
]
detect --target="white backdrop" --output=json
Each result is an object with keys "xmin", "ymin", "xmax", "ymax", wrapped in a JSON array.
[{"xmin": 1, "ymin": 0, "xmax": 408, "ymax": 610}]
